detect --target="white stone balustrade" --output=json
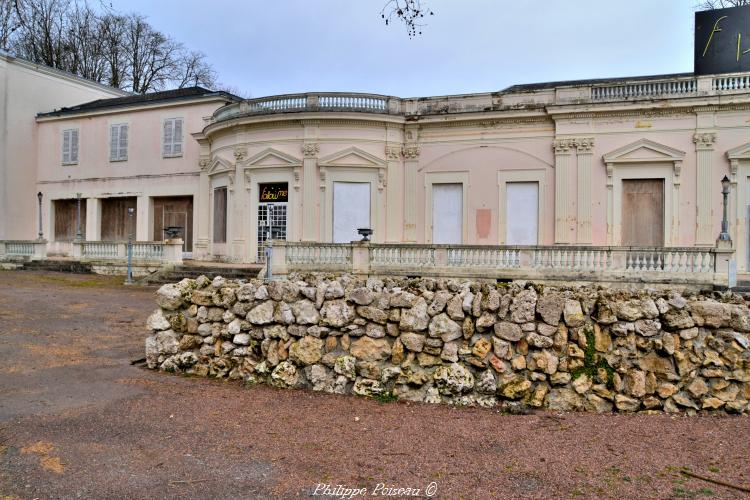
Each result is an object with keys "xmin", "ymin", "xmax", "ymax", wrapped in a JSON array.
[
  {"xmin": 0, "ymin": 240, "xmax": 47, "ymax": 260},
  {"xmin": 207, "ymin": 73, "xmax": 750, "ymax": 124},
  {"xmin": 271, "ymin": 241, "xmax": 734, "ymax": 286}
]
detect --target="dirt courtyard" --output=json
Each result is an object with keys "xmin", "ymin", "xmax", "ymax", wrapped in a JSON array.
[{"xmin": 0, "ymin": 270, "xmax": 748, "ymax": 499}]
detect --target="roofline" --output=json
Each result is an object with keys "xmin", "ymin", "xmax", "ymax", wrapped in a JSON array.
[
  {"xmin": 501, "ymin": 72, "xmax": 697, "ymax": 92},
  {"xmin": 36, "ymin": 91, "xmax": 240, "ymax": 120},
  {"xmin": 0, "ymin": 49, "xmax": 130, "ymax": 97}
]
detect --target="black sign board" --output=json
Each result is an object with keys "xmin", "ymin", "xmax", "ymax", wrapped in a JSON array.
[
  {"xmin": 259, "ymin": 182, "xmax": 289, "ymax": 203},
  {"xmin": 695, "ymin": 4, "xmax": 750, "ymax": 75}
]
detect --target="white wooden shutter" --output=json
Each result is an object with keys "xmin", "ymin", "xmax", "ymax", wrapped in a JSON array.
[
  {"xmin": 163, "ymin": 119, "xmax": 174, "ymax": 156},
  {"xmin": 109, "ymin": 125, "xmax": 119, "ymax": 161},
  {"xmin": 118, "ymin": 124, "xmax": 128, "ymax": 160},
  {"xmin": 70, "ymin": 129, "xmax": 79, "ymax": 163},
  {"xmin": 62, "ymin": 130, "xmax": 71, "ymax": 164},
  {"xmin": 172, "ymin": 118, "xmax": 183, "ymax": 156}
]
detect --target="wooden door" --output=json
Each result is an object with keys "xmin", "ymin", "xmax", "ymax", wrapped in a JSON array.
[
  {"xmin": 53, "ymin": 199, "xmax": 86, "ymax": 241},
  {"xmin": 622, "ymin": 179, "xmax": 664, "ymax": 246},
  {"xmin": 101, "ymin": 197, "xmax": 137, "ymax": 241},
  {"xmin": 153, "ymin": 196, "xmax": 193, "ymax": 251}
]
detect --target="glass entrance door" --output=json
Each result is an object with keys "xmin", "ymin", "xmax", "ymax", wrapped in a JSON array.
[{"xmin": 257, "ymin": 182, "xmax": 289, "ymax": 262}]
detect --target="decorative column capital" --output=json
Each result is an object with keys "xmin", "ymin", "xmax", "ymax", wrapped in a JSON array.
[
  {"xmin": 573, "ymin": 137, "xmax": 595, "ymax": 153},
  {"xmin": 199, "ymin": 157, "xmax": 210, "ymax": 171},
  {"xmin": 693, "ymin": 132, "xmax": 717, "ymax": 150},
  {"xmin": 553, "ymin": 138, "xmax": 574, "ymax": 154},
  {"xmin": 385, "ymin": 145, "xmax": 402, "ymax": 160},
  {"xmin": 302, "ymin": 142, "xmax": 320, "ymax": 158},
  {"xmin": 402, "ymin": 145, "xmax": 421, "ymax": 159}
]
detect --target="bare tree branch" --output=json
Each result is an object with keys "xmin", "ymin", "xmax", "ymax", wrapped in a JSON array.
[{"xmin": 381, "ymin": 0, "xmax": 433, "ymax": 38}]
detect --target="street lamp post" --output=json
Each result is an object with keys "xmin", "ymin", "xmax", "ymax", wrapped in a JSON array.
[
  {"xmin": 75, "ymin": 193, "xmax": 83, "ymax": 241},
  {"xmin": 125, "ymin": 207, "xmax": 135, "ymax": 284},
  {"xmin": 719, "ymin": 175, "xmax": 731, "ymax": 242},
  {"xmin": 37, "ymin": 192, "xmax": 43, "ymax": 240}
]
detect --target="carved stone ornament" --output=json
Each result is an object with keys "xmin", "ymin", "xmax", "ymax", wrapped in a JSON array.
[
  {"xmin": 693, "ymin": 132, "xmax": 717, "ymax": 150},
  {"xmin": 553, "ymin": 138, "xmax": 575, "ymax": 154},
  {"xmin": 199, "ymin": 158, "xmax": 210, "ymax": 170},
  {"xmin": 385, "ymin": 145, "xmax": 401, "ymax": 160},
  {"xmin": 574, "ymin": 137, "xmax": 595, "ymax": 152},
  {"xmin": 233, "ymin": 147, "xmax": 247, "ymax": 161},
  {"xmin": 302, "ymin": 143, "xmax": 320, "ymax": 158},
  {"xmin": 402, "ymin": 145, "xmax": 421, "ymax": 159}
]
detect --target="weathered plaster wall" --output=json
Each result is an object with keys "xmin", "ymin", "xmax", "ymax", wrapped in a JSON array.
[{"xmin": 146, "ymin": 275, "xmax": 750, "ymax": 414}]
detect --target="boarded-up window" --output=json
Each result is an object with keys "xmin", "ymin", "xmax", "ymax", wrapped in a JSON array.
[
  {"xmin": 432, "ymin": 183, "xmax": 462, "ymax": 244},
  {"xmin": 506, "ymin": 182, "xmax": 539, "ymax": 245},
  {"xmin": 62, "ymin": 129, "xmax": 79, "ymax": 164},
  {"xmin": 101, "ymin": 197, "xmax": 137, "ymax": 240},
  {"xmin": 622, "ymin": 179, "xmax": 664, "ymax": 246},
  {"xmin": 333, "ymin": 182, "xmax": 370, "ymax": 243},
  {"xmin": 162, "ymin": 118, "xmax": 183, "ymax": 157},
  {"xmin": 54, "ymin": 199, "xmax": 86, "ymax": 241},
  {"xmin": 213, "ymin": 187, "xmax": 227, "ymax": 243},
  {"xmin": 153, "ymin": 196, "xmax": 193, "ymax": 251},
  {"xmin": 109, "ymin": 123, "xmax": 128, "ymax": 161}
]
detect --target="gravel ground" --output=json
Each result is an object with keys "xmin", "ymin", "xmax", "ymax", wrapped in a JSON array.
[{"xmin": 0, "ymin": 270, "xmax": 748, "ymax": 499}]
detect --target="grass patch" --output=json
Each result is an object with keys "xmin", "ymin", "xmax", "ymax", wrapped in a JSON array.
[
  {"xmin": 374, "ymin": 391, "xmax": 398, "ymax": 404},
  {"xmin": 571, "ymin": 325, "xmax": 614, "ymax": 388}
]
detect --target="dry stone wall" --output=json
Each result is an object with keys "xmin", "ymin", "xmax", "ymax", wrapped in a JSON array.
[{"xmin": 145, "ymin": 274, "xmax": 750, "ymax": 414}]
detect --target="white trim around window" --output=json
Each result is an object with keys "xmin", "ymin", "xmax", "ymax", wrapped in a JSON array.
[
  {"xmin": 61, "ymin": 128, "xmax": 79, "ymax": 165},
  {"xmin": 109, "ymin": 123, "xmax": 129, "ymax": 162},
  {"xmin": 162, "ymin": 117, "xmax": 184, "ymax": 158}
]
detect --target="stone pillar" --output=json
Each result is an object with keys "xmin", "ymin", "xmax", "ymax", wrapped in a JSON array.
[
  {"xmin": 694, "ymin": 132, "xmax": 717, "ymax": 246},
  {"xmin": 85, "ymin": 197, "xmax": 101, "ymax": 241},
  {"xmin": 195, "ymin": 158, "xmax": 210, "ymax": 256},
  {"xmin": 402, "ymin": 144, "xmax": 420, "ymax": 242},
  {"xmin": 385, "ymin": 144, "xmax": 403, "ymax": 242},
  {"xmin": 302, "ymin": 142, "xmax": 320, "ymax": 241},
  {"xmin": 136, "ymin": 195, "xmax": 149, "ymax": 241},
  {"xmin": 554, "ymin": 138, "xmax": 574, "ymax": 244},
  {"xmin": 575, "ymin": 138, "xmax": 594, "ymax": 244}
]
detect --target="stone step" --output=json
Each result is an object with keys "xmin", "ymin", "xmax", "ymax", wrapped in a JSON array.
[{"xmin": 18, "ymin": 260, "xmax": 93, "ymax": 273}]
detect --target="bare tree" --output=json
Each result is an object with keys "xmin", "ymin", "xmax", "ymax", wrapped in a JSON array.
[
  {"xmin": 697, "ymin": 0, "xmax": 750, "ymax": 8},
  {"xmin": 2, "ymin": 0, "xmax": 218, "ymax": 93},
  {"xmin": 0, "ymin": 0, "xmax": 23, "ymax": 49},
  {"xmin": 381, "ymin": 0, "xmax": 433, "ymax": 38},
  {"xmin": 174, "ymin": 49, "xmax": 216, "ymax": 89}
]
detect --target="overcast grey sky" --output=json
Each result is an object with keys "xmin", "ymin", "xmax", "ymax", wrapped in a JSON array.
[{"xmin": 109, "ymin": 0, "xmax": 697, "ymax": 98}]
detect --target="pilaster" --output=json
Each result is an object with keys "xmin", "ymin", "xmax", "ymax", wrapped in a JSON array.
[
  {"xmin": 575, "ymin": 137, "xmax": 594, "ymax": 244},
  {"xmin": 231, "ymin": 146, "xmax": 247, "ymax": 259},
  {"xmin": 385, "ymin": 144, "xmax": 403, "ymax": 242},
  {"xmin": 553, "ymin": 138, "xmax": 574, "ymax": 244},
  {"xmin": 402, "ymin": 144, "xmax": 420, "ymax": 242},
  {"xmin": 195, "ymin": 156, "xmax": 210, "ymax": 255},
  {"xmin": 694, "ymin": 132, "xmax": 717, "ymax": 246},
  {"xmin": 302, "ymin": 142, "xmax": 320, "ymax": 241}
]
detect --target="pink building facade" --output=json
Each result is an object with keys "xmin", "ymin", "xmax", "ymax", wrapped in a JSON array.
[{"xmin": 4, "ymin": 70, "xmax": 750, "ymax": 281}]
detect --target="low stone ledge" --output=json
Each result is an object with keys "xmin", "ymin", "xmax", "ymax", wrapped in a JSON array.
[{"xmin": 145, "ymin": 274, "xmax": 750, "ymax": 414}]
